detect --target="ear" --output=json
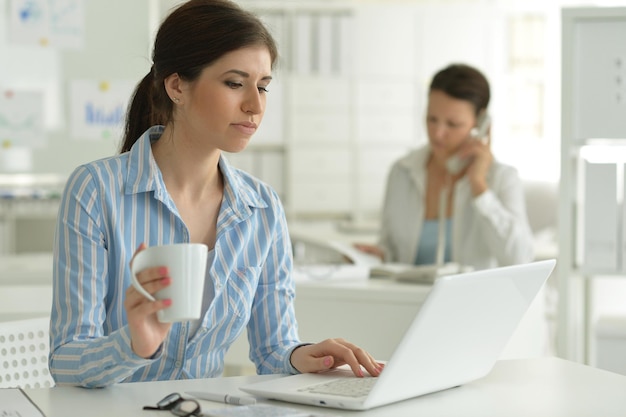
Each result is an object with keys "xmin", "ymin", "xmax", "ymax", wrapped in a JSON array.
[{"xmin": 164, "ymin": 73, "xmax": 183, "ymax": 103}]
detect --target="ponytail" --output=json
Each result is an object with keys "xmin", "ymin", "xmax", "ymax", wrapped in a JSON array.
[{"xmin": 120, "ymin": 67, "xmax": 172, "ymax": 153}]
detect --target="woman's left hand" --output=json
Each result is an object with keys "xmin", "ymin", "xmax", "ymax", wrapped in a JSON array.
[{"xmin": 289, "ymin": 338, "xmax": 384, "ymax": 377}]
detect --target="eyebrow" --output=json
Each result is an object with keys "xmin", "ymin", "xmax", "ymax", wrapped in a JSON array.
[{"xmin": 223, "ymin": 69, "xmax": 272, "ymax": 81}]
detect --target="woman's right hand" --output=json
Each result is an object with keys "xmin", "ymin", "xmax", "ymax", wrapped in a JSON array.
[
  {"xmin": 353, "ymin": 243, "xmax": 385, "ymax": 261},
  {"xmin": 124, "ymin": 243, "xmax": 173, "ymax": 358}
]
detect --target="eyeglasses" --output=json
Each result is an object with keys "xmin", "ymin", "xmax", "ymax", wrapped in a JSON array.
[{"xmin": 143, "ymin": 392, "xmax": 202, "ymax": 417}]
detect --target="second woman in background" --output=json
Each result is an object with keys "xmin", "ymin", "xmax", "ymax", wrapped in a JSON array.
[{"xmin": 355, "ymin": 64, "xmax": 534, "ymax": 270}]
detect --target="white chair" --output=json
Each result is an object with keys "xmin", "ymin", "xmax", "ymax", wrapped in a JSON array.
[{"xmin": 0, "ymin": 316, "xmax": 55, "ymax": 388}]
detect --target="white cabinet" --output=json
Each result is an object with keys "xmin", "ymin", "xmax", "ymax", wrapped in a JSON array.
[
  {"xmin": 290, "ymin": 147, "xmax": 353, "ymax": 213},
  {"xmin": 289, "ymin": 76, "xmax": 351, "ymax": 143},
  {"xmin": 559, "ymin": 7, "xmax": 626, "ymax": 364},
  {"xmin": 0, "ymin": 175, "xmax": 64, "ymax": 255},
  {"xmin": 355, "ymin": 147, "xmax": 407, "ymax": 214}
]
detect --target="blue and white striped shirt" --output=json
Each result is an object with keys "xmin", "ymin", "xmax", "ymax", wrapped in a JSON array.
[{"xmin": 50, "ymin": 126, "xmax": 301, "ymax": 387}]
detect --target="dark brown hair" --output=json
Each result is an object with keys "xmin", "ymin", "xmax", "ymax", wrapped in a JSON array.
[
  {"xmin": 120, "ymin": 0, "xmax": 278, "ymax": 153},
  {"xmin": 429, "ymin": 64, "xmax": 490, "ymax": 116}
]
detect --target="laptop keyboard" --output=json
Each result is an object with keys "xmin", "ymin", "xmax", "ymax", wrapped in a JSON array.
[{"xmin": 297, "ymin": 377, "xmax": 377, "ymax": 398}]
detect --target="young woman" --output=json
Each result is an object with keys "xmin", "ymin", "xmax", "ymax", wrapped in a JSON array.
[
  {"xmin": 49, "ymin": 0, "xmax": 382, "ymax": 388},
  {"xmin": 355, "ymin": 64, "xmax": 534, "ymax": 270}
]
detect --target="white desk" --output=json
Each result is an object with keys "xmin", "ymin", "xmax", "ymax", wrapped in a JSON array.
[{"xmin": 22, "ymin": 358, "xmax": 626, "ymax": 417}]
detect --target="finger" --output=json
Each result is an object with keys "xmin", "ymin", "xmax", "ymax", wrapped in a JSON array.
[
  {"xmin": 353, "ymin": 244, "xmax": 370, "ymax": 252},
  {"xmin": 135, "ymin": 265, "xmax": 170, "ymax": 286},
  {"xmin": 125, "ymin": 276, "xmax": 172, "ymax": 308},
  {"xmin": 128, "ymin": 296, "xmax": 172, "ymax": 320},
  {"xmin": 131, "ymin": 269, "xmax": 171, "ymax": 305},
  {"xmin": 316, "ymin": 353, "xmax": 335, "ymax": 371},
  {"xmin": 124, "ymin": 287, "xmax": 173, "ymax": 332},
  {"xmin": 291, "ymin": 340, "xmax": 350, "ymax": 374},
  {"xmin": 331, "ymin": 339, "xmax": 384, "ymax": 377},
  {"xmin": 354, "ymin": 348, "xmax": 384, "ymax": 377},
  {"xmin": 318, "ymin": 339, "xmax": 364, "ymax": 377}
]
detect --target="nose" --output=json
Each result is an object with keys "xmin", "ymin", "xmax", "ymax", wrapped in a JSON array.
[
  {"xmin": 430, "ymin": 122, "xmax": 446, "ymax": 140},
  {"xmin": 242, "ymin": 88, "xmax": 264, "ymax": 115}
]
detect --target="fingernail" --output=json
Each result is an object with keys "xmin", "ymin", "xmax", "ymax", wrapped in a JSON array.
[
  {"xmin": 323, "ymin": 356, "xmax": 332, "ymax": 367},
  {"xmin": 163, "ymin": 299, "xmax": 172, "ymax": 306},
  {"xmin": 159, "ymin": 266, "xmax": 168, "ymax": 275}
]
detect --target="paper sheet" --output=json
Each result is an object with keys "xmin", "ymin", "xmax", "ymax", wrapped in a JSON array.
[{"xmin": 0, "ymin": 388, "xmax": 46, "ymax": 417}]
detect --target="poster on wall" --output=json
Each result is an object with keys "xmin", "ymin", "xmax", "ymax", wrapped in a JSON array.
[
  {"xmin": 69, "ymin": 79, "xmax": 135, "ymax": 141},
  {"xmin": 0, "ymin": 89, "xmax": 45, "ymax": 148},
  {"xmin": 8, "ymin": 0, "xmax": 85, "ymax": 49}
]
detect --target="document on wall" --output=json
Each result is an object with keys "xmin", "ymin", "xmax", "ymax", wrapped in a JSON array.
[{"xmin": 0, "ymin": 388, "xmax": 47, "ymax": 417}]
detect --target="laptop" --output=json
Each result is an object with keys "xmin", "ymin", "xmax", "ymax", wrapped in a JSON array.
[{"xmin": 241, "ymin": 259, "xmax": 557, "ymax": 411}]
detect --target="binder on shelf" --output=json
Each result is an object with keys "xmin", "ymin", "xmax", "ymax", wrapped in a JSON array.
[
  {"xmin": 581, "ymin": 161, "xmax": 619, "ymax": 272},
  {"xmin": 622, "ymin": 163, "xmax": 626, "ymax": 273},
  {"xmin": 337, "ymin": 13, "xmax": 354, "ymax": 75},
  {"xmin": 293, "ymin": 13, "xmax": 313, "ymax": 75},
  {"xmin": 316, "ymin": 14, "xmax": 334, "ymax": 75}
]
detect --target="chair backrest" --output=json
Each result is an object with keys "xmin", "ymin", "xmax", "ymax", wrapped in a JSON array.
[{"xmin": 0, "ymin": 316, "xmax": 55, "ymax": 388}]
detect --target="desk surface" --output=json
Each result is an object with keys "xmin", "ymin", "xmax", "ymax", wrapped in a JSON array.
[{"xmin": 23, "ymin": 357, "xmax": 626, "ymax": 417}]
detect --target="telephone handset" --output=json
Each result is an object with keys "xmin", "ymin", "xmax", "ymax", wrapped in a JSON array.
[{"xmin": 445, "ymin": 111, "xmax": 491, "ymax": 175}]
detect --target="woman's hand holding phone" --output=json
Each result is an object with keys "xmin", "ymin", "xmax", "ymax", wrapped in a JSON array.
[
  {"xmin": 445, "ymin": 112, "xmax": 491, "ymax": 175},
  {"xmin": 445, "ymin": 112, "xmax": 493, "ymax": 196}
]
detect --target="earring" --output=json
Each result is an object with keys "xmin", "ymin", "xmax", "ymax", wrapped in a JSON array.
[{"xmin": 172, "ymin": 97, "xmax": 180, "ymax": 103}]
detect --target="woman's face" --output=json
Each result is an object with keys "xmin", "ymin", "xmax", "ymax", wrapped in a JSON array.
[
  {"xmin": 174, "ymin": 45, "xmax": 273, "ymax": 153},
  {"xmin": 426, "ymin": 89, "xmax": 477, "ymax": 162}
]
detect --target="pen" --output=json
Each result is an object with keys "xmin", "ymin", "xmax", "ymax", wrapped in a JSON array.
[{"xmin": 185, "ymin": 391, "xmax": 257, "ymax": 406}]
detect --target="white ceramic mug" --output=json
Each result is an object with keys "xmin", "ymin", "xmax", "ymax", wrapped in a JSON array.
[{"xmin": 131, "ymin": 243, "xmax": 209, "ymax": 323}]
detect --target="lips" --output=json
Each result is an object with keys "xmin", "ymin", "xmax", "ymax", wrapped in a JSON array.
[{"xmin": 232, "ymin": 121, "xmax": 257, "ymax": 135}]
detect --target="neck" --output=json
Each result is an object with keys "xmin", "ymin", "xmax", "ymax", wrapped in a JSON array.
[
  {"xmin": 428, "ymin": 154, "xmax": 455, "ymax": 184},
  {"xmin": 152, "ymin": 126, "xmax": 223, "ymax": 198}
]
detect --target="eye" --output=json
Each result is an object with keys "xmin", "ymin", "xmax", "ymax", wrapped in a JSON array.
[
  {"xmin": 225, "ymin": 81, "xmax": 243, "ymax": 89},
  {"xmin": 258, "ymin": 86, "xmax": 269, "ymax": 93}
]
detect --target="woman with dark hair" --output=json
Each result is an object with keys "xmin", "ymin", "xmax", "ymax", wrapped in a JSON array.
[
  {"xmin": 355, "ymin": 63, "xmax": 534, "ymax": 270},
  {"xmin": 50, "ymin": 0, "xmax": 381, "ymax": 388}
]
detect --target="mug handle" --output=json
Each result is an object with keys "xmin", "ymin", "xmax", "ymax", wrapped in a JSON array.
[{"xmin": 130, "ymin": 250, "xmax": 156, "ymax": 302}]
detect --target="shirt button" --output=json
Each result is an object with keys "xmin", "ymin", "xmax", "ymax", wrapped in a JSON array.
[{"xmin": 175, "ymin": 360, "xmax": 182, "ymax": 368}]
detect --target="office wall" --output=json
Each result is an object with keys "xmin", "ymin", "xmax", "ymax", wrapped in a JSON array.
[
  {"xmin": 0, "ymin": 0, "xmax": 570, "ymax": 182},
  {"xmin": 0, "ymin": 0, "xmax": 153, "ymax": 176}
]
